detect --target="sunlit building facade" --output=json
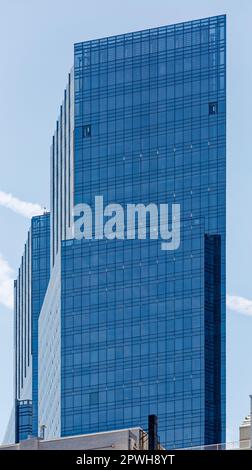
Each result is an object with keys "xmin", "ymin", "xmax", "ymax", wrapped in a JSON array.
[{"xmin": 4, "ymin": 15, "xmax": 226, "ymax": 450}]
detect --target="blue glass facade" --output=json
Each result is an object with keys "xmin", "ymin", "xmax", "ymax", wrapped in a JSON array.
[
  {"xmin": 13, "ymin": 213, "xmax": 50, "ymax": 442},
  {"xmin": 50, "ymin": 71, "xmax": 74, "ymax": 269},
  {"xmin": 15, "ymin": 400, "xmax": 33, "ymax": 442},
  {"xmin": 57, "ymin": 15, "xmax": 226, "ymax": 448},
  {"xmin": 6, "ymin": 15, "xmax": 226, "ymax": 450},
  {"xmin": 30, "ymin": 214, "xmax": 50, "ymax": 436}
]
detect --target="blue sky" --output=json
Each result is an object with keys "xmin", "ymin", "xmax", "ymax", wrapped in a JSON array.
[{"xmin": 0, "ymin": 0, "xmax": 252, "ymax": 444}]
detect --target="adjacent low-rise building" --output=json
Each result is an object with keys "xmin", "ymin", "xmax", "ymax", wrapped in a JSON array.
[
  {"xmin": 239, "ymin": 416, "xmax": 251, "ymax": 449},
  {"xmin": 0, "ymin": 427, "xmax": 148, "ymax": 451}
]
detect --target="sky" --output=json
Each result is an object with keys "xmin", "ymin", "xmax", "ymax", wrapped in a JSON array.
[{"xmin": 0, "ymin": 0, "xmax": 252, "ymax": 444}]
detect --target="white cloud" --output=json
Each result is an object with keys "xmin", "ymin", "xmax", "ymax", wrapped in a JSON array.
[
  {"xmin": 0, "ymin": 254, "xmax": 14, "ymax": 310},
  {"xmin": 0, "ymin": 190, "xmax": 43, "ymax": 218},
  {"xmin": 227, "ymin": 294, "xmax": 252, "ymax": 317}
]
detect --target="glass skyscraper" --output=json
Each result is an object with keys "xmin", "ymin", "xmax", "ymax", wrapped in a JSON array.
[
  {"xmin": 9, "ymin": 214, "xmax": 50, "ymax": 443},
  {"xmin": 6, "ymin": 15, "xmax": 226, "ymax": 449}
]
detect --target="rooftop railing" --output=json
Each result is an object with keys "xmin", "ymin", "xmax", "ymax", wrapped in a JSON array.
[{"xmin": 181, "ymin": 440, "xmax": 251, "ymax": 450}]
